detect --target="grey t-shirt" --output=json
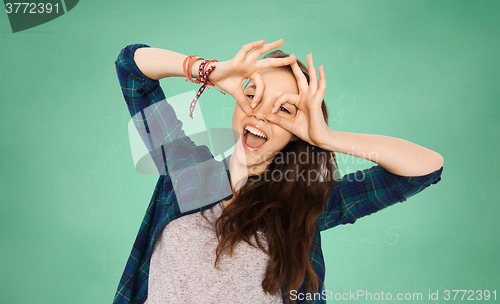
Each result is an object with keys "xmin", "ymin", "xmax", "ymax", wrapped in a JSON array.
[{"xmin": 146, "ymin": 202, "xmax": 283, "ymax": 304}]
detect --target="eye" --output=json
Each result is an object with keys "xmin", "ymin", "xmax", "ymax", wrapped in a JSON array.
[
  {"xmin": 246, "ymin": 94, "xmax": 254, "ymax": 99},
  {"xmin": 279, "ymin": 106, "xmax": 291, "ymax": 114}
]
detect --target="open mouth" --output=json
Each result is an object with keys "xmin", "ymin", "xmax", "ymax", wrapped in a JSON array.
[{"xmin": 242, "ymin": 124, "xmax": 268, "ymax": 150}]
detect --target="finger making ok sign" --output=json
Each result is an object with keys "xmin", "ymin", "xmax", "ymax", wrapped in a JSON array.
[{"xmin": 265, "ymin": 54, "xmax": 330, "ymax": 147}]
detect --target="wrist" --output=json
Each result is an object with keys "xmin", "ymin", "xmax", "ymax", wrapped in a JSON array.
[
  {"xmin": 318, "ymin": 128, "xmax": 338, "ymax": 152},
  {"xmin": 190, "ymin": 59, "xmax": 204, "ymax": 82},
  {"xmin": 190, "ymin": 60, "xmax": 218, "ymax": 82}
]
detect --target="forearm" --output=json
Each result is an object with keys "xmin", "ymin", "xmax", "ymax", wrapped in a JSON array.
[
  {"xmin": 323, "ymin": 129, "xmax": 444, "ymax": 176},
  {"xmin": 134, "ymin": 47, "xmax": 203, "ymax": 81}
]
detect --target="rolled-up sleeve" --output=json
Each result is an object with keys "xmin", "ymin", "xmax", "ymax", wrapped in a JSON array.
[
  {"xmin": 115, "ymin": 43, "xmax": 166, "ymax": 117},
  {"xmin": 318, "ymin": 165, "xmax": 443, "ymax": 231}
]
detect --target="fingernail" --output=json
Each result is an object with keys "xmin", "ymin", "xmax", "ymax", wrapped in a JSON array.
[
  {"xmin": 271, "ymin": 107, "xmax": 276, "ymax": 113},
  {"xmin": 251, "ymin": 102, "xmax": 257, "ymax": 108}
]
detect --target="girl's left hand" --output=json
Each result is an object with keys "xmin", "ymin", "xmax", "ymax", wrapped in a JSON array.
[{"xmin": 265, "ymin": 54, "xmax": 331, "ymax": 148}]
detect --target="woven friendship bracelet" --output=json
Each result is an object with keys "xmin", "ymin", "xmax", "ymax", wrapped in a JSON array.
[
  {"xmin": 188, "ymin": 60, "xmax": 217, "ymax": 119},
  {"xmin": 183, "ymin": 56, "xmax": 227, "ymax": 119},
  {"xmin": 198, "ymin": 60, "xmax": 226, "ymax": 95}
]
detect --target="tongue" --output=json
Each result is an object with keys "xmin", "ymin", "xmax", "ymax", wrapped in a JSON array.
[{"xmin": 245, "ymin": 132, "xmax": 266, "ymax": 148}]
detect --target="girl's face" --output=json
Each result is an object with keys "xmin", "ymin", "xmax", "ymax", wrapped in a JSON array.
[{"xmin": 232, "ymin": 67, "xmax": 299, "ymax": 172}]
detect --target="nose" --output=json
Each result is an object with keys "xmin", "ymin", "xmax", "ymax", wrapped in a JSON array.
[
  {"xmin": 251, "ymin": 97, "xmax": 273, "ymax": 122},
  {"xmin": 252, "ymin": 111, "xmax": 267, "ymax": 122}
]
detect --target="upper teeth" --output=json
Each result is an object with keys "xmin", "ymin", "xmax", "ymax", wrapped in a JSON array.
[{"xmin": 245, "ymin": 125, "xmax": 267, "ymax": 139}]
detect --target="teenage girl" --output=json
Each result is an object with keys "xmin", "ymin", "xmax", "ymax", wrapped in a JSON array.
[{"xmin": 113, "ymin": 39, "xmax": 444, "ymax": 304}]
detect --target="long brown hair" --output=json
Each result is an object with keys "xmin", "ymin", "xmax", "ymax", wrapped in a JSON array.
[{"xmin": 206, "ymin": 50, "xmax": 339, "ymax": 303}]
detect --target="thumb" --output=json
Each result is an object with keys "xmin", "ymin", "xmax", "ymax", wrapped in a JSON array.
[{"xmin": 266, "ymin": 113, "xmax": 294, "ymax": 133}]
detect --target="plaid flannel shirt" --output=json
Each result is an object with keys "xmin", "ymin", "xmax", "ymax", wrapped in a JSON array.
[{"xmin": 112, "ymin": 43, "xmax": 443, "ymax": 304}]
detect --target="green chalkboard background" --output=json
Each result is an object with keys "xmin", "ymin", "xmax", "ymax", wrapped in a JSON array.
[{"xmin": 1, "ymin": 0, "xmax": 499, "ymax": 303}]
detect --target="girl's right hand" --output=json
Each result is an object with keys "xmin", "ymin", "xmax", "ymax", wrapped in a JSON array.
[{"xmin": 207, "ymin": 39, "xmax": 296, "ymax": 115}]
